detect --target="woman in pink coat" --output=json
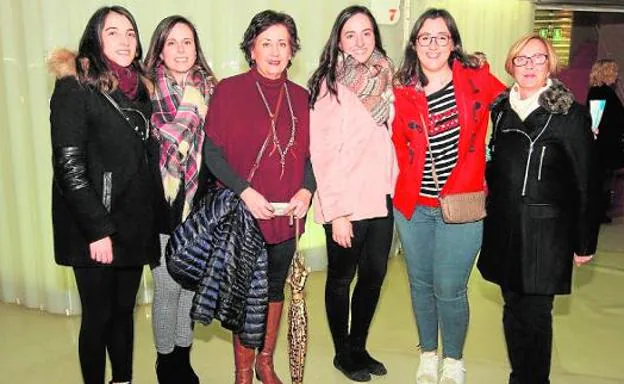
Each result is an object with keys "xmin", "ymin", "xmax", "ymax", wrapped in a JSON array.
[{"xmin": 307, "ymin": 5, "xmax": 398, "ymax": 382}]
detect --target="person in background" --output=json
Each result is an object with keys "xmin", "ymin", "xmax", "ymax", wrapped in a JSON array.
[
  {"xmin": 473, "ymin": 51, "xmax": 487, "ymax": 66},
  {"xmin": 47, "ymin": 5, "xmax": 159, "ymax": 384},
  {"xmin": 202, "ymin": 10, "xmax": 315, "ymax": 384},
  {"xmin": 308, "ymin": 5, "xmax": 397, "ymax": 382},
  {"xmin": 478, "ymin": 33, "xmax": 598, "ymax": 384},
  {"xmin": 587, "ymin": 59, "xmax": 624, "ymax": 224},
  {"xmin": 392, "ymin": 8, "xmax": 505, "ymax": 384},
  {"xmin": 145, "ymin": 15, "xmax": 218, "ymax": 383}
]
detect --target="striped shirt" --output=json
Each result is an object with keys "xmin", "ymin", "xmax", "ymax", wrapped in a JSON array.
[{"xmin": 420, "ymin": 81, "xmax": 460, "ymax": 198}]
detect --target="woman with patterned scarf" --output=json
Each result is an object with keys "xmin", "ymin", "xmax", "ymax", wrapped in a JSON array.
[
  {"xmin": 144, "ymin": 16, "xmax": 217, "ymax": 384},
  {"xmin": 308, "ymin": 6, "xmax": 398, "ymax": 382}
]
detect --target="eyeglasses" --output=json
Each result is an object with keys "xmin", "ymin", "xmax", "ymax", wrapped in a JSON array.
[
  {"xmin": 512, "ymin": 53, "xmax": 548, "ymax": 67},
  {"xmin": 416, "ymin": 34, "xmax": 451, "ymax": 47}
]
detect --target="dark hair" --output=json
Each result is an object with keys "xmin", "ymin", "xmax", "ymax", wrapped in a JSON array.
[
  {"xmin": 308, "ymin": 5, "xmax": 386, "ymax": 107},
  {"xmin": 394, "ymin": 8, "xmax": 474, "ymax": 87},
  {"xmin": 76, "ymin": 5, "xmax": 146, "ymax": 92},
  {"xmin": 239, "ymin": 10, "xmax": 301, "ymax": 68},
  {"xmin": 144, "ymin": 15, "xmax": 216, "ymax": 82}
]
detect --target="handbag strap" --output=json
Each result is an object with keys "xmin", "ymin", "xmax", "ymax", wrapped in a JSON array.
[
  {"xmin": 420, "ymin": 113, "xmax": 442, "ymax": 195},
  {"xmin": 247, "ymin": 86, "xmax": 285, "ymax": 182},
  {"xmin": 100, "ymin": 91, "xmax": 149, "ymax": 141}
]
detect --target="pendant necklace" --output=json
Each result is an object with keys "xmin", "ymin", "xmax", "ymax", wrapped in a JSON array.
[{"xmin": 255, "ymin": 81, "xmax": 297, "ymax": 178}]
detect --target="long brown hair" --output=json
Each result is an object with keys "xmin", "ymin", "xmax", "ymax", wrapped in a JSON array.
[
  {"xmin": 144, "ymin": 15, "xmax": 216, "ymax": 85},
  {"xmin": 394, "ymin": 8, "xmax": 474, "ymax": 87},
  {"xmin": 76, "ymin": 6, "xmax": 146, "ymax": 92},
  {"xmin": 307, "ymin": 5, "xmax": 387, "ymax": 107}
]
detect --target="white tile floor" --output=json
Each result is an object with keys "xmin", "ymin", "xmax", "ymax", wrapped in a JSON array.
[{"xmin": 2, "ymin": 223, "xmax": 623, "ymax": 383}]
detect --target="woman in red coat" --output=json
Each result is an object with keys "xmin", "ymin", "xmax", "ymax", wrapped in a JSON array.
[{"xmin": 392, "ymin": 8, "xmax": 505, "ymax": 384}]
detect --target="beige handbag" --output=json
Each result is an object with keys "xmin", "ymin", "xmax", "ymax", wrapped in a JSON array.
[{"xmin": 422, "ymin": 115, "xmax": 486, "ymax": 224}]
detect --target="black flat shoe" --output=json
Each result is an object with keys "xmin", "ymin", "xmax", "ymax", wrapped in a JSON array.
[
  {"xmin": 353, "ymin": 350, "xmax": 387, "ymax": 376},
  {"xmin": 333, "ymin": 355, "xmax": 371, "ymax": 382}
]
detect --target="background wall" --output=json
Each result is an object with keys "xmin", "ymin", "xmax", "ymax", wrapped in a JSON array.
[{"xmin": 0, "ymin": 0, "xmax": 534, "ymax": 314}]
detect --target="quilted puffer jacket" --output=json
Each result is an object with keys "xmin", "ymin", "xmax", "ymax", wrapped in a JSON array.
[{"xmin": 166, "ymin": 186, "xmax": 268, "ymax": 348}]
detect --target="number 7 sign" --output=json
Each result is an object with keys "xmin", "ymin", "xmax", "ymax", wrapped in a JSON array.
[{"xmin": 370, "ymin": 0, "xmax": 402, "ymax": 25}]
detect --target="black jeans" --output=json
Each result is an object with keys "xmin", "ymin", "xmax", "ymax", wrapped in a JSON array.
[
  {"xmin": 266, "ymin": 238, "xmax": 295, "ymax": 302},
  {"xmin": 502, "ymin": 290, "xmax": 555, "ymax": 384},
  {"xmin": 323, "ymin": 206, "xmax": 393, "ymax": 354},
  {"xmin": 73, "ymin": 266, "xmax": 143, "ymax": 384}
]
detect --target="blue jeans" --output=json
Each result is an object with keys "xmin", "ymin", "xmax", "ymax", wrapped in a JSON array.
[{"xmin": 395, "ymin": 206, "xmax": 482, "ymax": 359}]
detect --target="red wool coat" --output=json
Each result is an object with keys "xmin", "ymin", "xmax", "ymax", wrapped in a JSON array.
[{"xmin": 392, "ymin": 61, "xmax": 506, "ymax": 219}]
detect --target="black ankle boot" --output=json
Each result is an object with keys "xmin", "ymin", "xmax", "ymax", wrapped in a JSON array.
[
  {"xmin": 174, "ymin": 345, "xmax": 200, "ymax": 384},
  {"xmin": 349, "ymin": 335, "xmax": 387, "ymax": 376},
  {"xmin": 156, "ymin": 350, "xmax": 175, "ymax": 383},
  {"xmin": 333, "ymin": 349, "xmax": 371, "ymax": 382},
  {"xmin": 351, "ymin": 349, "xmax": 387, "ymax": 376}
]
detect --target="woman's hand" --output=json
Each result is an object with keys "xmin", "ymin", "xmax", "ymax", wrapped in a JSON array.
[
  {"xmin": 240, "ymin": 187, "xmax": 274, "ymax": 220},
  {"xmin": 287, "ymin": 189, "xmax": 312, "ymax": 219},
  {"xmin": 89, "ymin": 236, "xmax": 113, "ymax": 264},
  {"xmin": 331, "ymin": 216, "xmax": 353, "ymax": 248},
  {"xmin": 574, "ymin": 253, "xmax": 593, "ymax": 267}
]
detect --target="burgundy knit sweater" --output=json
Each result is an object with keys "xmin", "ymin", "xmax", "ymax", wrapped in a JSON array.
[{"xmin": 205, "ymin": 67, "xmax": 310, "ymax": 244}]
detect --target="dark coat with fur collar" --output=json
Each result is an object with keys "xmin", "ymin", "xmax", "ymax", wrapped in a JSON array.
[
  {"xmin": 478, "ymin": 80, "xmax": 599, "ymax": 295},
  {"xmin": 48, "ymin": 49, "xmax": 160, "ymax": 267}
]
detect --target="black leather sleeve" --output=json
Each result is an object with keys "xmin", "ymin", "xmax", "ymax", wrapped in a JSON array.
[{"xmin": 53, "ymin": 146, "xmax": 89, "ymax": 193}]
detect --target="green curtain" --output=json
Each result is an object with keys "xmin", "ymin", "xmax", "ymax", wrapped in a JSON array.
[{"xmin": 0, "ymin": 0, "xmax": 533, "ymax": 315}]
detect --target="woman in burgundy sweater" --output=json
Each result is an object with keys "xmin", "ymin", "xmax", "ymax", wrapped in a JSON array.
[{"xmin": 202, "ymin": 10, "xmax": 315, "ymax": 384}]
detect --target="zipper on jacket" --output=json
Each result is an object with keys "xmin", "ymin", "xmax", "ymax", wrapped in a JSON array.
[
  {"xmin": 538, "ymin": 146, "xmax": 546, "ymax": 181},
  {"xmin": 102, "ymin": 172, "xmax": 112, "ymax": 212},
  {"xmin": 490, "ymin": 112, "xmax": 504, "ymax": 154},
  {"xmin": 522, "ymin": 142, "xmax": 534, "ymax": 196},
  {"xmin": 501, "ymin": 114, "xmax": 553, "ymax": 196}
]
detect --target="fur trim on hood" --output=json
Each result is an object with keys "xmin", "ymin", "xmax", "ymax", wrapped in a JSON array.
[
  {"xmin": 490, "ymin": 78, "xmax": 575, "ymax": 115},
  {"xmin": 46, "ymin": 48, "xmax": 154, "ymax": 95},
  {"xmin": 47, "ymin": 48, "xmax": 77, "ymax": 79}
]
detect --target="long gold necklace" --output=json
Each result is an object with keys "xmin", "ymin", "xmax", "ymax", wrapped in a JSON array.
[{"xmin": 255, "ymin": 81, "xmax": 297, "ymax": 178}]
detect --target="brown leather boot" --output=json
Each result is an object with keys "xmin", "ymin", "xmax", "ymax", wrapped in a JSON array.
[
  {"xmin": 255, "ymin": 301, "xmax": 284, "ymax": 384},
  {"xmin": 233, "ymin": 334, "xmax": 255, "ymax": 384}
]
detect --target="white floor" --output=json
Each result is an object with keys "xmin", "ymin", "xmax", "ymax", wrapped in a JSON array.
[{"xmin": 2, "ymin": 222, "xmax": 623, "ymax": 383}]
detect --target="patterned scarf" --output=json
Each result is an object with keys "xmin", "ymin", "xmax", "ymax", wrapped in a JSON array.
[
  {"xmin": 335, "ymin": 49, "xmax": 394, "ymax": 125},
  {"xmin": 151, "ymin": 64, "xmax": 215, "ymax": 220}
]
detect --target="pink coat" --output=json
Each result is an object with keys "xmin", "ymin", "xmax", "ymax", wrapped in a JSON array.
[{"xmin": 310, "ymin": 83, "xmax": 398, "ymax": 224}]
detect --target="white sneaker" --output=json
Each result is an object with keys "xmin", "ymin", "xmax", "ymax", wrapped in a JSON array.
[
  {"xmin": 416, "ymin": 351, "xmax": 439, "ymax": 384},
  {"xmin": 440, "ymin": 357, "xmax": 466, "ymax": 384}
]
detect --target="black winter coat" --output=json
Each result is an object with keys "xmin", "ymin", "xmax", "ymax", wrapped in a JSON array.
[
  {"xmin": 49, "ymin": 53, "xmax": 160, "ymax": 267},
  {"xmin": 478, "ymin": 80, "xmax": 599, "ymax": 295},
  {"xmin": 587, "ymin": 85, "xmax": 624, "ymax": 170}
]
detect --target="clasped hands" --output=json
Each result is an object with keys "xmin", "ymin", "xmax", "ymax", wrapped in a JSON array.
[{"xmin": 240, "ymin": 187, "xmax": 312, "ymax": 221}]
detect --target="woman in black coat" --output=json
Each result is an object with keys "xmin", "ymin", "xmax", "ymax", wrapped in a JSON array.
[
  {"xmin": 478, "ymin": 34, "xmax": 599, "ymax": 384},
  {"xmin": 587, "ymin": 59, "xmax": 624, "ymax": 223},
  {"xmin": 48, "ymin": 6, "xmax": 159, "ymax": 384}
]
